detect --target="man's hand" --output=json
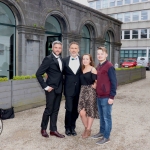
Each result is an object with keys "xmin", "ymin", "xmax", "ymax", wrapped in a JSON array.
[
  {"xmin": 47, "ymin": 87, "xmax": 53, "ymax": 92},
  {"xmin": 108, "ymin": 98, "xmax": 114, "ymax": 104}
]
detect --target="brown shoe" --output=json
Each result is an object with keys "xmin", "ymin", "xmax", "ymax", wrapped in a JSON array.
[
  {"xmin": 50, "ymin": 131, "xmax": 65, "ymax": 138},
  {"xmin": 41, "ymin": 129, "xmax": 49, "ymax": 138},
  {"xmin": 82, "ymin": 129, "xmax": 91, "ymax": 139}
]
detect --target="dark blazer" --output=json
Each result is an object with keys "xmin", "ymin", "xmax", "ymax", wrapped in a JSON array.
[
  {"xmin": 63, "ymin": 56, "xmax": 81, "ymax": 96},
  {"xmin": 36, "ymin": 53, "xmax": 64, "ymax": 94}
]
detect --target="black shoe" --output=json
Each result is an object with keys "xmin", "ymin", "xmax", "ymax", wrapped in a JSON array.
[
  {"xmin": 71, "ymin": 129, "xmax": 77, "ymax": 136},
  {"xmin": 65, "ymin": 129, "xmax": 71, "ymax": 136}
]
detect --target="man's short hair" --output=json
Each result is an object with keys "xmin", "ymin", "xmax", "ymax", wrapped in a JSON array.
[
  {"xmin": 69, "ymin": 41, "xmax": 79, "ymax": 48},
  {"xmin": 97, "ymin": 47, "xmax": 108, "ymax": 54},
  {"xmin": 52, "ymin": 41, "xmax": 62, "ymax": 47}
]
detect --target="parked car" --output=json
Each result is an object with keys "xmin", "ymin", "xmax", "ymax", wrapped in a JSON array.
[
  {"xmin": 137, "ymin": 57, "xmax": 150, "ymax": 70},
  {"xmin": 122, "ymin": 59, "xmax": 137, "ymax": 68}
]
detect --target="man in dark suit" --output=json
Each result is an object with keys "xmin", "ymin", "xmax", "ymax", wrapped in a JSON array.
[
  {"xmin": 36, "ymin": 41, "xmax": 65, "ymax": 138},
  {"xmin": 63, "ymin": 41, "xmax": 81, "ymax": 136}
]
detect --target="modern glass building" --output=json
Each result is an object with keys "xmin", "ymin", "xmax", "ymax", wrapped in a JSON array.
[
  {"xmin": 88, "ymin": 0, "xmax": 150, "ymax": 62},
  {"xmin": 0, "ymin": 0, "xmax": 121, "ymax": 78}
]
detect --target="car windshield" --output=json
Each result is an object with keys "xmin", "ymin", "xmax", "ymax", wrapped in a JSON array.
[{"xmin": 125, "ymin": 59, "xmax": 134, "ymax": 62}]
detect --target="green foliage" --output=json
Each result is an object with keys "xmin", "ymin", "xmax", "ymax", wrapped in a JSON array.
[
  {"xmin": 116, "ymin": 66, "xmax": 144, "ymax": 71},
  {"xmin": 0, "ymin": 77, "xmax": 8, "ymax": 82},
  {"xmin": 33, "ymin": 24, "xmax": 37, "ymax": 28},
  {"xmin": 13, "ymin": 75, "xmax": 31, "ymax": 80},
  {"xmin": 31, "ymin": 74, "xmax": 36, "ymax": 78}
]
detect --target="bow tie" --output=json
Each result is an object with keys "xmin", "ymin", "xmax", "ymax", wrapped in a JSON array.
[{"xmin": 71, "ymin": 58, "xmax": 77, "ymax": 60}]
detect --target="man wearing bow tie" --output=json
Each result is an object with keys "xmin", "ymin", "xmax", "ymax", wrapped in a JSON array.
[
  {"xmin": 36, "ymin": 41, "xmax": 65, "ymax": 138},
  {"xmin": 63, "ymin": 42, "xmax": 81, "ymax": 136}
]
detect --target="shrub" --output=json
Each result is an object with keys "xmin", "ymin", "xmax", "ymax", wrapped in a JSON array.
[
  {"xmin": 0, "ymin": 77, "xmax": 8, "ymax": 82},
  {"xmin": 116, "ymin": 66, "xmax": 144, "ymax": 71}
]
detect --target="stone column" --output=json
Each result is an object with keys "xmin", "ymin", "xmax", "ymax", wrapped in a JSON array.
[{"xmin": 17, "ymin": 25, "xmax": 45, "ymax": 75}]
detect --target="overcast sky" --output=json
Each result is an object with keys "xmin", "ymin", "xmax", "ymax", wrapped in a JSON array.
[{"xmin": 73, "ymin": 0, "xmax": 89, "ymax": 6}]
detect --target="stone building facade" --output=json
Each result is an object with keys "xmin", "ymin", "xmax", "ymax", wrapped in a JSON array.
[{"xmin": 0, "ymin": 0, "xmax": 122, "ymax": 79}]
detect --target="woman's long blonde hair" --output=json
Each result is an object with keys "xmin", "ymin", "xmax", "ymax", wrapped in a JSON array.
[{"xmin": 81, "ymin": 54, "xmax": 95, "ymax": 71}]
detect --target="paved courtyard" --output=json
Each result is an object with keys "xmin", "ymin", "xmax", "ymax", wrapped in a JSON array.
[{"xmin": 0, "ymin": 72, "xmax": 150, "ymax": 150}]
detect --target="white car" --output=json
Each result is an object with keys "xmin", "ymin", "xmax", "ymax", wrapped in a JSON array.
[{"xmin": 137, "ymin": 57, "xmax": 150, "ymax": 70}]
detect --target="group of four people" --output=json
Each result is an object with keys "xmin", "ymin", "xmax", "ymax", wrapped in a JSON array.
[{"xmin": 36, "ymin": 41, "xmax": 117, "ymax": 145}]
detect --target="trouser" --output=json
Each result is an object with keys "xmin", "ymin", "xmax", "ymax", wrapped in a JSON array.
[
  {"xmin": 41, "ymin": 90, "xmax": 62, "ymax": 131},
  {"xmin": 65, "ymin": 95, "xmax": 79, "ymax": 130},
  {"xmin": 97, "ymin": 97, "xmax": 113, "ymax": 139}
]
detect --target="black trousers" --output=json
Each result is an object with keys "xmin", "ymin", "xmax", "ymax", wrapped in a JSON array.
[
  {"xmin": 65, "ymin": 95, "xmax": 79, "ymax": 130},
  {"xmin": 41, "ymin": 90, "xmax": 62, "ymax": 131}
]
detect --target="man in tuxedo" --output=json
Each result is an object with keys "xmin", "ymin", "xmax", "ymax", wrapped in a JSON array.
[
  {"xmin": 63, "ymin": 41, "xmax": 81, "ymax": 136},
  {"xmin": 36, "ymin": 41, "xmax": 65, "ymax": 138}
]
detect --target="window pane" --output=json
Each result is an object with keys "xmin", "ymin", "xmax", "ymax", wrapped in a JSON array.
[
  {"xmin": 133, "ymin": 0, "xmax": 139, "ymax": 3},
  {"xmin": 80, "ymin": 38, "xmax": 90, "ymax": 56},
  {"xmin": 141, "ymin": 29, "xmax": 147, "ymax": 38},
  {"xmin": 132, "ymin": 30, "xmax": 138, "ymax": 39},
  {"xmin": 0, "ymin": 2, "xmax": 15, "ymax": 25},
  {"xmin": 81, "ymin": 26, "xmax": 90, "ymax": 38},
  {"xmin": 117, "ymin": 0, "xmax": 123, "ymax": 6},
  {"xmin": 0, "ymin": 25, "xmax": 15, "ymax": 78},
  {"xmin": 132, "ymin": 11, "xmax": 139, "ymax": 21},
  {"xmin": 96, "ymin": 0, "xmax": 101, "ymax": 9},
  {"xmin": 89, "ymin": 1, "xmax": 96, "ymax": 9},
  {"xmin": 110, "ymin": 0, "xmax": 115, "ymax": 7},
  {"xmin": 124, "ymin": 30, "xmax": 130, "ymax": 39},
  {"xmin": 45, "ymin": 16, "xmax": 61, "ymax": 33},
  {"xmin": 141, "ymin": 10, "xmax": 148, "ymax": 20},
  {"xmin": 124, "ymin": 12, "xmax": 130, "ymax": 22},
  {"xmin": 125, "ymin": 0, "xmax": 131, "ymax": 4},
  {"xmin": 101, "ymin": 0, "xmax": 109, "ymax": 8},
  {"xmin": 117, "ymin": 14, "xmax": 123, "ymax": 21}
]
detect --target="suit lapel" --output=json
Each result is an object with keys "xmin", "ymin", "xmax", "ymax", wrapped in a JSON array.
[
  {"xmin": 67, "ymin": 56, "xmax": 75, "ymax": 74},
  {"xmin": 51, "ymin": 53, "xmax": 60, "ymax": 70},
  {"xmin": 76, "ymin": 56, "xmax": 81, "ymax": 74}
]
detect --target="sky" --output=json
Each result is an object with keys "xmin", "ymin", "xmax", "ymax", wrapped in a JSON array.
[{"xmin": 73, "ymin": 0, "xmax": 89, "ymax": 6}]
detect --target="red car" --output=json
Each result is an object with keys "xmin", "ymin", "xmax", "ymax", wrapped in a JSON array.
[{"xmin": 122, "ymin": 59, "xmax": 137, "ymax": 68}]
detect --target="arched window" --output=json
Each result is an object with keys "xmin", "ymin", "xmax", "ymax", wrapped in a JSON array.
[
  {"xmin": 80, "ymin": 26, "xmax": 90, "ymax": 56},
  {"xmin": 45, "ymin": 16, "xmax": 61, "ymax": 34},
  {"xmin": 105, "ymin": 32, "xmax": 110, "ymax": 60},
  {"xmin": 45, "ymin": 16, "xmax": 62, "ymax": 56},
  {"xmin": 0, "ymin": 2, "xmax": 16, "ymax": 79}
]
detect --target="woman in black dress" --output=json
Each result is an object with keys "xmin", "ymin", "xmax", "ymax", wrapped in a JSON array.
[{"xmin": 78, "ymin": 54, "xmax": 99, "ymax": 139}]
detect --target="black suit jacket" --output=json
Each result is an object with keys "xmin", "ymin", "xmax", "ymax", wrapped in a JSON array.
[
  {"xmin": 63, "ymin": 56, "xmax": 81, "ymax": 96},
  {"xmin": 36, "ymin": 53, "xmax": 64, "ymax": 94}
]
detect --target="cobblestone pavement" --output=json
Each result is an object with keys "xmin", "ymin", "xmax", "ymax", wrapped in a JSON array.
[{"xmin": 0, "ymin": 71, "xmax": 150, "ymax": 150}]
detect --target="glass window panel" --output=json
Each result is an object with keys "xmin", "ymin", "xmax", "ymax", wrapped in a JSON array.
[
  {"xmin": 124, "ymin": 12, "xmax": 131, "ymax": 22},
  {"xmin": 0, "ymin": 2, "xmax": 15, "ymax": 25},
  {"xmin": 132, "ymin": 11, "xmax": 139, "ymax": 21},
  {"xmin": 125, "ymin": 54, "xmax": 128, "ymax": 57},
  {"xmin": 138, "ymin": 50, "xmax": 142, "ymax": 53},
  {"xmin": 132, "ymin": 30, "xmax": 138, "ymax": 39},
  {"xmin": 133, "ymin": 0, "xmax": 139, "ymax": 3},
  {"xmin": 133, "ymin": 50, "xmax": 137, "ymax": 53},
  {"xmin": 141, "ymin": 10, "xmax": 148, "ymax": 21},
  {"xmin": 117, "ymin": 0, "xmax": 123, "ymax": 6},
  {"xmin": 124, "ymin": 0, "xmax": 131, "ymax": 4},
  {"xmin": 110, "ymin": 0, "xmax": 115, "ymax": 7},
  {"xmin": 125, "ymin": 50, "xmax": 129, "ymax": 53},
  {"xmin": 45, "ymin": 16, "xmax": 61, "ymax": 33},
  {"xmin": 141, "ymin": 29, "xmax": 147, "ymax": 38},
  {"xmin": 80, "ymin": 38, "xmax": 90, "ymax": 56},
  {"xmin": 81, "ymin": 26, "xmax": 90, "ymax": 38},
  {"xmin": 117, "ymin": 14, "xmax": 123, "ymax": 22},
  {"xmin": 0, "ymin": 25, "xmax": 15, "ymax": 78},
  {"xmin": 101, "ymin": 0, "xmax": 109, "ymax": 8},
  {"xmin": 96, "ymin": 0, "xmax": 101, "ymax": 9},
  {"xmin": 129, "ymin": 50, "xmax": 133, "ymax": 53},
  {"xmin": 89, "ymin": 1, "xmax": 96, "ymax": 9},
  {"xmin": 129, "ymin": 54, "xmax": 133, "ymax": 57},
  {"xmin": 120, "ymin": 54, "xmax": 124, "ymax": 57}
]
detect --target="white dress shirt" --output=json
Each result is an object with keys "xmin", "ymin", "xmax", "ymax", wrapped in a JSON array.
[
  {"xmin": 69, "ymin": 56, "xmax": 80, "ymax": 74},
  {"xmin": 45, "ymin": 52, "xmax": 62, "ymax": 91}
]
